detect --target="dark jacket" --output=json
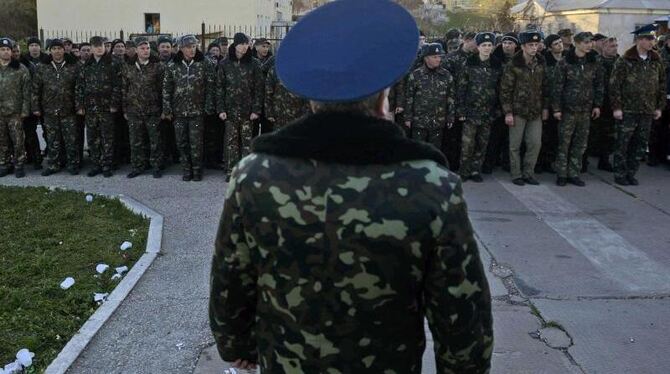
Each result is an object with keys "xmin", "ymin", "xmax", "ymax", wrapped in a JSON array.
[
  {"xmin": 0, "ymin": 59, "xmax": 31, "ymax": 117},
  {"xmin": 500, "ymin": 51, "xmax": 549, "ymax": 119},
  {"xmin": 609, "ymin": 46, "xmax": 667, "ymax": 114},
  {"xmin": 75, "ymin": 53, "xmax": 121, "ymax": 113},
  {"xmin": 20, "ymin": 52, "xmax": 49, "ymax": 76},
  {"xmin": 210, "ymin": 111, "xmax": 492, "ymax": 373},
  {"xmin": 660, "ymin": 45, "xmax": 670, "ymax": 100},
  {"xmin": 216, "ymin": 45, "xmax": 263, "ymax": 116},
  {"xmin": 162, "ymin": 49, "xmax": 215, "ymax": 117},
  {"xmin": 406, "ymin": 64, "xmax": 456, "ymax": 128},
  {"xmin": 456, "ymin": 54, "xmax": 503, "ymax": 119},
  {"xmin": 121, "ymin": 54, "xmax": 165, "ymax": 116},
  {"xmin": 553, "ymin": 49, "xmax": 604, "ymax": 113},
  {"xmin": 32, "ymin": 54, "xmax": 79, "ymax": 116},
  {"xmin": 264, "ymin": 58, "xmax": 310, "ymax": 128}
]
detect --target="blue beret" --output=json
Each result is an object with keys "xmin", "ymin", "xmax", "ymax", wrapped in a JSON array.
[{"xmin": 276, "ymin": 0, "xmax": 419, "ymax": 102}]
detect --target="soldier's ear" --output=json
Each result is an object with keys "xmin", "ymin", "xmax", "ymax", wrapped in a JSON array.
[{"xmin": 373, "ymin": 89, "xmax": 390, "ymax": 120}]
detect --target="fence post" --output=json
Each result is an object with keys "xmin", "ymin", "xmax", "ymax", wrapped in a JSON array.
[
  {"xmin": 39, "ymin": 28, "xmax": 44, "ymax": 47},
  {"xmin": 201, "ymin": 22, "xmax": 206, "ymax": 51},
  {"xmin": 120, "ymin": 29, "xmax": 124, "ymax": 40}
]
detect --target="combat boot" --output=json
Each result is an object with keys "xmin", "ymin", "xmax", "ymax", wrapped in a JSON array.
[
  {"xmin": 182, "ymin": 169, "xmax": 193, "ymax": 182},
  {"xmin": 567, "ymin": 177, "xmax": 585, "ymax": 187},
  {"xmin": 193, "ymin": 170, "xmax": 203, "ymax": 182},
  {"xmin": 15, "ymin": 168, "xmax": 25, "ymax": 178},
  {"xmin": 87, "ymin": 168, "xmax": 102, "ymax": 177}
]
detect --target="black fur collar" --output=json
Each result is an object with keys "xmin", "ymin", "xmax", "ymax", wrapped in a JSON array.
[
  {"xmin": 172, "ymin": 49, "xmax": 205, "ymax": 64},
  {"xmin": 543, "ymin": 50, "xmax": 562, "ymax": 66},
  {"xmin": 565, "ymin": 49, "xmax": 598, "ymax": 64},
  {"xmin": 84, "ymin": 52, "xmax": 113, "ymax": 66},
  {"xmin": 227, "ymin": 44, "xmax": 253, "ymax": 63},
  {"xmin": 20, "ymin": 52, "xmax": 49, "ymax": 65},
  {"xmin": 466, "ymin": 53, "xmax": 502, "ymax": 68},
  {"xmin": 44, "ymin": 53, "xmax": 78, "ymax": 66},
  {"xmin": 5, "ymin": 59, "xmax": 21, "ymax": 69},
  {"xmin": 126, "ymin": 53, "xmax": 161, "ymax": 65},
  {"xmin": 252, "ymin": 111, "xmax": 447, "ymax": 167},
  {"xmin": 493, "ymin": 44, "xmax": 517, "ymax": 62},
  {"xmin": 623, "ymin": 45, "xmax": 660, "ymax": 62},
  {"xmin": 512, "ymin": 50, "xmax": 545, "ymax": 68}
]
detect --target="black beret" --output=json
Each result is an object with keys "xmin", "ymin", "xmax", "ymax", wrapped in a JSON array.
[
  {"xmin": 27, "ymin": 36, "xmax": 41, "ymax": 46},
  {"xmin": 544, "ymin": 34, "xmax": 561, "ymax": 47},
  {"xmin": 49, "ymin": 39, "xmax": 65, "ymax": 49},
  {"xmin": 233, "ymin": 32, "xmax": 249, "ymax": 46}
]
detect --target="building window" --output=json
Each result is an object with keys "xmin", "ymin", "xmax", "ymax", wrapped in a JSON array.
[{"xmin": 145, "ymin": 13, "xmax": 160, "ymax": 34}]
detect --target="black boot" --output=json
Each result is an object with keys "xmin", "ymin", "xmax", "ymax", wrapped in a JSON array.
[{"xmin": 598, "ymin": 157, "xmax": 614, "ymax": 172}]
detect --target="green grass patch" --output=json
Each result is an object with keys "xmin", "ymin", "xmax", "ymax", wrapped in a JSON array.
[{"xmin": 0, "ymin": 186, "xmax": 149, "ymax": 372}]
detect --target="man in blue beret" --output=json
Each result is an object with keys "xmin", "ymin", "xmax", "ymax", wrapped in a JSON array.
[{"xmin": 209, "ymin": 1, "xmax": 493, "ymax": 373}]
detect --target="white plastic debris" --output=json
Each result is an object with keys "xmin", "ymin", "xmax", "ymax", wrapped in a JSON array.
[
  {"xmin": 16, "ymin": 349, "xmax": 34, "ymax": 367},
  {"xmin": 629, "ymin": 337, "xmax": 635, "ymax": 343},
  {"xmin": 93, "ymin": 293, "xmax": 109, "ymax": 302},
  {"xmin": 120, "ymin": 241, "xmax": 133, "ymax": 251},
  {"xmin": 176, "ymin": 342, "xmax": 185, "ymax": 349},
  {"xmin": 96, "ymin": 264, "xmax": 109, "ymax": 274},
  {"xmin": 111, "ymin": 274, "xmax": 122, "ymax": 281},
  {"xmin": 3, "ymin": 361, "xmax": 22, "ymax": 374},
  {"xmin": 115, "ymin": 266, "xmax": 128, "ymax": 275},
  {"xmin": 85, "ymin": 194, "xmax": 94, "ymax": 203},
  {"xmin": 60, "ymin": 277, "xmax": 75, "ymax": 290}
]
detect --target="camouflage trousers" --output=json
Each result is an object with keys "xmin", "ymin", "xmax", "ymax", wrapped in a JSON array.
[
  {"xmin": 556, "ymin": 112, "xmax": 591, "ymax": 178},
  {"xmin": 587, "ymin": 114, "xmax": 615, "ymax": 159},
  {"xmin": 459, "ymin": 118, "xmax": 491, "ymax": 177},
  {"xmin": 224, "ymin": 115, "xmax": 254, "ymax": 174},
  {"xmin": 174, "ymin": 116, "xmax": 204, "ymax": 172},
  {"xmin": 85, "ymin": 112, "xmax": 115, "ymax": 170},
  {"xmin": 509, "ymin": 116, "xmax": 542, "ymax": 180},
  {"xmin": 411, "ymin": 126, "xmax": 444, "ymax": 150},
  {"xmin": 44, "ymin": 115, "xmax": 80, "ymax": 170},
  {"xmin": 128, "ymin": 115, "xmax": 162, "ymax": 172},
  {"xmin": 613, "ymin": 113, "xmax": 653, "ymax": 179},
  {"xmin": 0, "ymin": 115, "xmax": 26, "ymax": 169}
]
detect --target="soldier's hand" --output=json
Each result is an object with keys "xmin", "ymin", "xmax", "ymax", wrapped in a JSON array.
[
  {"xmin": 33, "ymin": 111, "xmax": 41, "ymax": 117},
  {"xmin": 250, "ymin": 113, "xmax": 259, "ymax": 121},
  {"xmin": 542, "ymin": 109, "xmax": 549, "ymax": 121},
  {"xmin": 268, "ymin": 117, "xmax": 276, "ymax": 123},
  {"xmin": 404, "ymin": 121, "xmax": 411, "ymax": 128},
  {"xmin": 77, "ymin": 109, "xmax": 85, "ymax": 116},
  {"xmin": 218, "ymin": 112, "xmax": 227, "ymax": 121},
  {"xmin": 395, "ymin": 107, "xmax": 404, "ymax": 114},
  {"xmin": 592, "ymin": 108, "xmax": 601, "ymax": 120},
  {"xmin": 654, "ymin": 109, "xmax": 662, "ymax": 120},
  {"xmin": 505, "ymin": 113, "xmax": 514, "ymax": 127},
  {"xmin": 231, "ymin": 359, "xmax": 257, "ymax": 370},
  {"xmin": 553, "ymin": 111, "xmax": 562, "ymax": 121},
  {"xmin": 110, "ymin": 107, "xmax": 118, "ymax": 113},
  {"xmin": 613, "ymin": 110, "xmax": 623, "ymax": 120}
]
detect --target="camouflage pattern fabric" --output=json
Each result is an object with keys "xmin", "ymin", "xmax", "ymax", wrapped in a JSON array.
[
  {"xmin": 75, "ymin": 54, "xmax": 121, "ymax": 114},
  {"xmin": 43, "ymin": 115, "xmax": 79, "ymax": 170},
  {"xmin": 0, "ymin": 116, "xmax": 26, "ymax": 169},
  {"xmin": 455, "ymin": 55, "xmax": 502, "ymax": 120},
  {"xmin": 405, "ymin": 65, "xmax": 455, "ymax": 130},
  {"xmin": 210, "ymin": 148, "xmax": 493, "ymax": 373},
  {"xmin": 0, "ymin": 61, "xmax": 31, "ymax": 118},
  {"xmin": 128, "ymin": 115, "xmax": 162, "ymax": 171},
  {"xmin": 85, "ymin": 112, "xmax": 115, "ymax": 170},
  {"xmin": 162, "ymin": 51, "xmax": 216, "ymax": 118},
  {"xmin": 500, "ymin": 52, "xmax": 548, "ymax": 120},
  {"xmin": 174, "ymin": 116, "xmax": 204, "ymax": 173},
  {"xmin": 460, "ymin": 118, "xmax": 492, "ymax": 177},
  {"xmin": 613, "ymin": 114, "xmax": 653, "ymax": 178},
  {"xmin": 552, "ymin": 50, "xmax": 604, "ymax": 113},
  {"xmin": 609, "ymin": 46, "xmax": 666, "ymax": 115},
  {"xmin": 32, "ymin": 57, "xmax": 79, "ymax": 117},
  {"xmin": 411, "ymin": 127, "xmax": 443, "ymax": 149},
  {"xmin": 265, "ymin": 64, "xmax": 310, "ymax": 129},
  {"xmin": 121, "ymin": 56, "xmax": 165, "ymax": 116},
  {"xmin": 555, "ymin": 112, "xmax": 591, "ymax": 178},
  {"xmin": 588, "ymin": 54, "xmax": 618, "ymax": 158},
  {"xmin": 442, "ymin": 48, "xmax": 471, "ymax": 78},
  {"xmin": 223, "ymin": 116, "xmax": 254, "ymax": 174}
]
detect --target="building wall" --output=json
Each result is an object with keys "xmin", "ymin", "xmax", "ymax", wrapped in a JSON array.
[{"xmin": 36, "ymin": 0, "xmax": 289, "ymax": 39}]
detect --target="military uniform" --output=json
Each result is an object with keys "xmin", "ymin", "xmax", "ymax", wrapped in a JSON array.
[
  {"xmin": 538, "ymin": 50, "xmax": 563, "ymax": 173},
  {"xmin": 553, "ymin": 48, "xmax": 604, "ymax": 182},
  {"xmin": 648, "ymin": 43, "xmax": 670, "ymax": 166},
  {"xmin": 121, "ymin": 54, "xmax": 165, "ymax": 175},
  {"xmin": 0, "ymin": 53, "xmax": 31, "ymax": 176},
  {"xmin": 587, "ymin": 53, "xmax": 619, "ymax": 170},
  {"xmin": 32, "ymin": 54, "xmax": 80, "ymax": 173},
  {"xmin": 405, "ymin": 64, "xmax": 456, "ymax": 151},
  {"xmin": 441, "ymin": 47, "xmax": 472, "ymax": 171},
  {"xmin": 264, "ymin": 58, "xmax": 310, "ymax": 129},
  {"xmin": 500, "ymin": 44, "xmax": 549, "ymax": 184},
  {"xmin": 216, "ymin": 45, "xmax": 263, "ymax": 175},
  {"xmin": 76, "ymin": 52, "xmax": 121, "ymax": 175},
  {"xmin": 162, "ymin": 49, "xmax": 215, "ymax": 180},
  {"xmin": 20, "ymin": 51, "xmax": 48, "ymax": 168},
  {"xmin": 457, "ymin": 53, "xmax": 502, "ymax": 180},
  {"xmin": 609, "ymin": 45, "xmax": 667, "ymax": 183}
]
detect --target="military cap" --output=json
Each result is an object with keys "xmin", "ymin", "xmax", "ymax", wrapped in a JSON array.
[
  {"xmin": 558, "ymin": 28, "xmax": 573, "ymax": 37},
  {"xmin": 48, "ymin": 38, "xmax": 65, "ymax": 49},
  {"xmin": 421, "ymin": 42, "xmax": 445, "ymax": 58},
  {"xmin": 592, "ymin": 33, "xmax": 607, "ymax": 41},
  {"xmin": 254, "ymin": 37, "xmax": 271, "ymax": 46},
  {"xmin": 475, "ymin": 32, "xmax": 495, "ymax": 45},
  {"xmin": 544, "ymin": 34, "xmax": 561, "ymax": 47},
  {"xmin": 276, "ymin": 0, "xmax": 419, "ymax": 102},
  {"xmin": 125, "ymin": 40, "xmax": 136, "ymax": 48},
  {"xmin": 26, "ymin": 36, "xmax": 41, "ymax": 46},
  {"xmin": 233, "ymin": 32, "xmax": 249, "ymax": 46},
  {"xmin": 501, "ymin": 32, "xmax": 519, "ymax": 45},
  {"xmin": 110, "ymin": 38, "xmax": 125, "ymax": 48},
  {"xmin": 445, "ymin": 28, "xmax": 462, "ymax": 41},
  {"xmin": 178, "ymin": 34, "xmax": 198, "ymax": 48},
  {"xmin": 216, "ymin": 36, "xmax": 229, "ymax": 45},
  {"xmin": 574, "ymin": 31, "xmax": 594, "ymax": 43},
  {"xmin": 62, "ymin": 37, "xmax": 73, "ymax": 44},
  {"xmin": 90, "ymin": 36, "xmax": 105, "ymax": 46},
  {"xmin": 79, "ymin": 41, "xmax": 91, "ymax": 48},
  {"xmin": 0, "ymin": 37, "xmax": 15, "ymax": 49},
  {"xmin": 157, "ymin": 36, "xmax": 172, "ymax": 46},
  {"xmin": 463, "ymin": 31, "xmax": 477, "ymax": 40},
  {"xmin": 519, "ymin": 31, "xmax": 542, "ymax": 44},
  {"xmin": 134, "ymin": 36, "xmax": 150, "ymax": 47},
  {"xmin": 632, "ymin": 24, "xmax": 657, "ymax": 38}
]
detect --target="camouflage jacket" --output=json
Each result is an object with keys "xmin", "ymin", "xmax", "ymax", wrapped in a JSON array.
[
  {"xmin": 121, "ymin": 55, "xmax": 165, "ymax": 116},
  {"xmin": 609, "ymin": 46, "xmax": 667, "ymax": 114},
  {"xmin": 406, "ymin": 65, "xmax": 456, "ymax": 128},
  {"xmin": 543, "ymin": 51, "xmax": 563, "ymax": 112},
  {"xmin": 264, "ymin": 62, "xmax": 310, "ymax": 128},
  {"xmin": 456, "ymin": 54, "xmax": 503, "ymax": 119},
  {"xmin": 660, "ymin": 45, "xmax": 670, "ymax": 98},
  {"xmin": 0, "ymin": 59, "xmax": 31, "ymax": 117},
  {"xmin": 216, "ymin": 48, "xmax": 263, "ymax": 116},
  {"xmin": 20, "ymin": 52, "xmax": 49, "ymax": 76},
  {"xmin": 210, "ymin": 111, "xmax": 493, "ymax": 373},
  {"xmin": 442, "ymin": 48, "xmax": 472, "ymax": 78},
  {"xmin": 31, "ymin": 54, "xmax": 79, "ymax": 116},
  {"xmin": 254, "ymin": 54, "xmax": 274, "ymax": 77},
  {"xmin": 162, "ymin": 50, "xmax": 215, "ymax": 118},
  {"xmin": 553, "ymin": 49, "xmax": 604, "ymax": 113},
  {"xmin": 389, "ymin": 54, "xmax": 422, "ymax": 112},
  {"xmin": 500, "ymin": 51, "xmax": 549, "ymax": 119},
  {"xmin": 75, "ymin": 54, "xmax": 121, "ymax": 113}
]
